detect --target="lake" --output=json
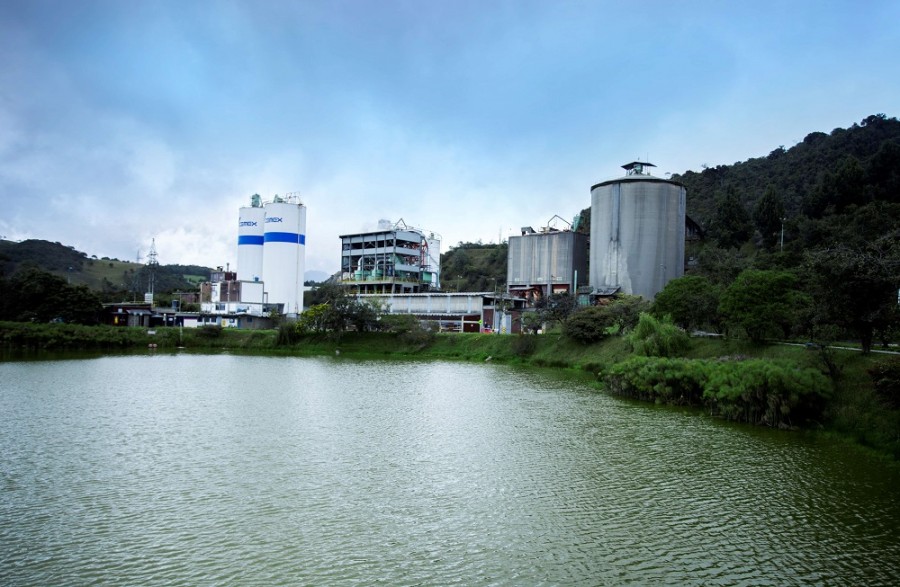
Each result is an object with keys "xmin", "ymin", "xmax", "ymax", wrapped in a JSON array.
[{"xmin": 1, "ymin": 353, "xmax": 898, "ymax": 585}]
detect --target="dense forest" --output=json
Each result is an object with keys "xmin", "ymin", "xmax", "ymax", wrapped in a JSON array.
[{"xmin": 664, "ymin": 114, "xmax": 900, "ymax": 352}]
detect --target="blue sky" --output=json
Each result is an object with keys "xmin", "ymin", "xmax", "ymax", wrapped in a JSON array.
[{"xmin": 1, "ymin": 0, "xmax": 898, "ymax": 277}]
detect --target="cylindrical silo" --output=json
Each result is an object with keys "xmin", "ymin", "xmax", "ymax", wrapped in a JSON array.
[
  {"xmin": 589, "ymin": 162, "xmax": 685, "ymax": 300},
  {"xmin": 262, "ymin": 197, "xmax": 307, "ymax": 317},
  {"xmin": 237, "ymin": 195, "xmax": 265, "ymax": 282},
  {"xmin": 426, "ymin": 233, "xmax": 441, "ymax": 289}
]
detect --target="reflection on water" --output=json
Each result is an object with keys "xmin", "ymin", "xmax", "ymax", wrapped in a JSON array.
[{"xmin": 1, "ymin": 354, "xmax": 898, "ymax": 586}]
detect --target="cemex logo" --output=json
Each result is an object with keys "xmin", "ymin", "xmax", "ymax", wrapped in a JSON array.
[
  {"xmin": 239, "ymin": 221, "xmax": 258, "ymax": 227},
  {"xmin": 266, "ymin": 217, "xmax": 283, "ymax": 223}
]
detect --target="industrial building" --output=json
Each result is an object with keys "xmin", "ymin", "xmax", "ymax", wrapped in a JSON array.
[
  {"xmin": 199, "ymin": 268, "xmax": 270, "ymax": 328},
  {"xmin": 357, "ymin": 292, "xmax": 526, "ymax": 333},
  {"xmin": 507, "ymin": 216, "xmax": 588, "ymax": 301},
  {"xmin": 590, "ymin": 162, "xmax": 686, "ymax": 300},
  {"xmin": 339, "ymin": 219, "xmax": 441, "ymax": 294}
]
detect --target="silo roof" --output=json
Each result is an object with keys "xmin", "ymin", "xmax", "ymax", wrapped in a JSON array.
[{"xmin": 590, "ymin": 174, "xmax": 684, "ymax": 191}]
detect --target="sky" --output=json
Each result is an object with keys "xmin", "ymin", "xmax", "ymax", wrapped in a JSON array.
[{"xmin": 1, "ymin": 0, "xmax": 899, "ymax": 279}]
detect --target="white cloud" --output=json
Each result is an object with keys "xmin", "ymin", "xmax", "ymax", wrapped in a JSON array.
[{"xmin": 2, "ymin": 0, "xmax": 899, "ymax": 277}]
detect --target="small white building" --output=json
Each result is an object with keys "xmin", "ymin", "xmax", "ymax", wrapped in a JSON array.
[{"xmin": 198, "ymin": 269, "xmax": 274, "ymax": 329}]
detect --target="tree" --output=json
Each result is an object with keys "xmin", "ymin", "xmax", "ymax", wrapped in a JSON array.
[
  {"xmin": 533, "ymin": 292, "xmax": 577, "ymax": 327},
  {"xmin": 599, "ymin": 294, "xmax": 651, "ymax": 332},
  {"xmin": 692, "ymin": 243, "xmax": 751, "ymax": 285},
  {"xmin": 753, "ymin": 185, "xmax": 785, "ymax": 250},
  {"xmin": 719, "ymin": 269, "xmax": 807, "ymax": 342},
  {"xmin": 652, "ymin": 275, "xmax": 722, "ymax": 332},
  {"xmin": 710, "ymin": 186, "xmax": 753, "ymax": 249},
  {"xmin": 298, "ymin": 303, "xmax": 330, "ymax": 333},
  {"xmin": 562, "ymin": 295, "xmax": 650, "ymax": 344},
  {"xmin": 1, "ymin": 266, "xmax": 102, "ymax": 324},
  {"xmin": 867, "ymin": 140, "xmax": 900, "ymax": 203},
  {"xmin": 804, "ymin": 232, "xmax": 900, "ymax": 353},
  {"xmin": 300, "ymin": 284, "xmax": 382, "ymax": 337},
  {"xmin": 563, "ymin": 306, "xmax": 615, "ymax": 343}
]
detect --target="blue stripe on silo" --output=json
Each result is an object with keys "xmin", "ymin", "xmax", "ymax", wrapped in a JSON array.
[
  {"xmin": 264, "ymin": 232, "xmax": 306, "ymax": 245},
  {"xmin": 238, "ymin": 235, "xmax": 265, "ymax": 245}
]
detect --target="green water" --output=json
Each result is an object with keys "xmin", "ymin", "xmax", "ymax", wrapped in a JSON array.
[{"xmin": 1, "ymin": 354, "xmax": 898, "ymax": 585}]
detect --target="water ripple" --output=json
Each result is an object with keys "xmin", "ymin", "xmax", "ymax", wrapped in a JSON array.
[{"xmin": 1, "ymin": 356, "xmax": 899, "ymax": 586}]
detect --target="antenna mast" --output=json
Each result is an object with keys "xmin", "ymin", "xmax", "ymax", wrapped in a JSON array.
[{"xmin": 147, "ymin": 238, "xmax": 159, "ymax": 302}]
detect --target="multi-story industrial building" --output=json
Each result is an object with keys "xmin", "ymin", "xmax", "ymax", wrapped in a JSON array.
[{"xmin": 339, "ymin": 219, "xmax": 441, "ymax": 294}]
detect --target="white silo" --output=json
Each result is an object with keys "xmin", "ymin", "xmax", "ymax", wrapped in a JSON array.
[
  {"xmin": 262, "ymin": 194, "xmax": 307, "ymax": 317},
  {"xmin": 590, "ymin": 162, "xmax": 685, "ymax": 300},
  {"xmin": 237, "ymin": 194, "xmax": 265, "ymax": 282},
  {"xmin": 426, "ymin": 233, "xmax": 442, "ymax": 289}
]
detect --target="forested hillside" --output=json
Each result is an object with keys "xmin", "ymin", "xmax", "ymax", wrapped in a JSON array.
[
  {"xmin": 662, "ymin": 114, "xmax": 900, "ymax": 353},
  {"xmin": 0, "ymin": 239, "xmax": 211, "ymax": 301},
  {"xmin": 440, "ymin": 241, "xmax": 509, "ymax": 292},
  {"xmin": 673, "ymin": 113, "xmax": 900, "ymax": 228}
]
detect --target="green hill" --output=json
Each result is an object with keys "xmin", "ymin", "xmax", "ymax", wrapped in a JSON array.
[
  {"xmin": 440, "ymin": 242, "xmax": 509, "ymax": 292},
  {"xmin": 672, "ymin": 113, "xmax": 900, "ymax": 228},
  {"xmin": 0, "ymin": 239, "xmax": 211, "ymax": 300}
]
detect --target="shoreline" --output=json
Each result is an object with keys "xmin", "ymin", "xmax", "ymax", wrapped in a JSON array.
[{"xmin": 2, "ymin": 322, "xmax": 897, "ymax": 459}]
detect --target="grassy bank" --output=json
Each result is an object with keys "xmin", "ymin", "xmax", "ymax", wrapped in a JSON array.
[{"xmin": 2, "ymin": 321, "xmax": 898, "ymax": 458}]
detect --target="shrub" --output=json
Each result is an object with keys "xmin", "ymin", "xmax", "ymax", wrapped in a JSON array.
[
  {"xmin": 195, "ymin": 325, "xmax": 223, "ymax": 339},
  {"xmin": 564, "ymin": 306, "xmax": 615, "ymax": 344},
  {"xmin": 276, "ymin": 322, "xmax": 301, "ymax": 346},
  {"xmin": 604, "ymin": 356, "xmax": 708, "ymax": 405},
  {"xmin": 398, "ymin": 321, "xmax": 437, "ymax": 348},
  {"xmin": 652, "ymin": 275, "xmax": 721, "ymax": 331},
  {"xmin": 378, "ymin": 314, "xmax": 420, "ymax": 334},
  {"xmin": 703, "ymin": 359, "xmax": 831, "ymax": 427},
  {"xmin": 510, "ymin": 334, "xmax": 538, "ymax": 357},
  {"xmin": 628, "ymin": 313, "xmax": 691, "ymax": 357},
  {"xmin": 869, "ymin": 358, "xmax": 900, "ymax": 410},
  {"xmin": 604, "ymin": 356, "xmax": 831, "ymax": 427}
]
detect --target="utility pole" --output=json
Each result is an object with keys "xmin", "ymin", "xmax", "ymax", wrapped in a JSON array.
[
  {"xmin": 780, "ymin": 217, "xmax": 786, "ymax": 251},
  {"xmin": 147, "ymin": 238, "xmax": 159, "ymax": 306}
]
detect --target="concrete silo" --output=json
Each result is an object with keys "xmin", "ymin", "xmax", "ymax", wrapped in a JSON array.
[
  {"xmin": 262, "ymin": 194, "xmax": 307, "ymax": 317},
  {"xmin": 589, "ymin": 162, "xmax": 685, "ymax": 300},
  {"xmin": 237, "ymin": 194, "xmax": 265, "ymax": 282}
]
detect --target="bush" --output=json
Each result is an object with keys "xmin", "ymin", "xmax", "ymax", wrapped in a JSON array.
[
  {"xmin": 378, "ymin": 314, "xmax": 420, "ymax": 334},
  {"xmin": 603, "ymin": 356, "xmax": 831, "ymax": 427},
  {"xmin": 398, "ymin": 321, "xmax": 437, "ymax": 348},
  {"xmin": 564, "ymin": 306, "xmax": 615, "ymax": 344},
  {"xmin": 627, "ymin": 313, "xmax": 690, "ymax": 357},
  {"xmin": 604, "ymin": 356, "xmax": 708, "ymax": 405},
  {"xmin": 276, "ymin": 322, "xmax": 301, "ymax": 346},
  {"xmin": 869, "ymin": 358, "xmax": 900, "ymax": 410},
  {"xmin": 703, "ymin": 359, "xmax": 831, "ymax": 427},
  {"xmin": 652, "ymin": 275, "xmax": 721, "ymax": 331},
  {"xmin": 195, "ymin": 325, "xmax": 223, "ymax": 339},
  {"xmin": 510, "ymin": 334, "xmax": 538, "ymax": 357}
]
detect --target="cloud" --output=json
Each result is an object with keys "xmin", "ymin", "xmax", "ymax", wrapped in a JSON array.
[{"xmin": 1, "ymin": 0, "xmax": 900, "ymax": 277}]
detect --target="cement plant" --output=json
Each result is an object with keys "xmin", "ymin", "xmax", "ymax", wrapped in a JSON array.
[{"xmin": 186, "ymin": 160, "xmax": 689, "ymax": 333}]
